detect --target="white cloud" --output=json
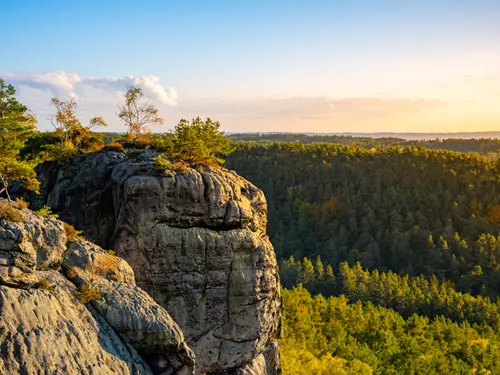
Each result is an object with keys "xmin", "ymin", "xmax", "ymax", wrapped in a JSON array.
[
  {"xmin": 3, "ymin": 71, "xmax": 177, "ymax": 106},
  {"xmin": 4, "ymin": 71, "xmax": 81, "ymax": 99}
]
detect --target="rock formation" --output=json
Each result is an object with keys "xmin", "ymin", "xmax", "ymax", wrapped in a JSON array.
[
  {"xmin": 0, "ymin": 202, "xmax": 194, "ymax": 374},
  {"xmin": 35, "ymin": 150, "xmax": 282, "ymax": 374}
]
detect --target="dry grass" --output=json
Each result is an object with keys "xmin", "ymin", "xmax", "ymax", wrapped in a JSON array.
[
  {"xmin": 76, "ymin": 284, "xmax": 101, "ymax": 304},
  {"xmin": 67, "ymin": 267, "xmax": 78, "ymax": 280},
  {"xmin": 63, "ymin": 222, "xmax": 81, "ymax": 243},
  {"xmin": 0, "ymin": 201, "xmax": 24, "ymax": 222},
  {"xmin": 37, "ymin": 278, "xmax": 53, "ymax": 290},
  {"xmin": 14, "ymin": 197, "xmax": 30, "ymax": 209}
]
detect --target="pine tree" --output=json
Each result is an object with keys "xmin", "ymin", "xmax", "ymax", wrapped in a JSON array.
[
  {"xmin": 315, "ymin": 255, "xmax": 325, "ymax": 281},
  {"xmin": 325, "ymin": 265, "xmax": 335, "ymax": 281},
  {"xmin": 299, "ymin": 257, "xmax": 315, "ymax": 285},
  {"xmin": 0, "ymin": 79, "xmax": 39, "ymax": 203}
]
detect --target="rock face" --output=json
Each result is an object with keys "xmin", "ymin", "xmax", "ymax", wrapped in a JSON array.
[
  {"xmin": 36, "ymin": 150, "xmax": 282, "ymax": 375},
  {"xmin": 0, "ymin": 203, "xmax": 194, "ymax": 375}
]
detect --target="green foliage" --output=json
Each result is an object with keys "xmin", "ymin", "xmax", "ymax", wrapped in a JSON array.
[
  {"xmin": 118, "ymin": 86, "xmax": 163, "ymax": 139},
  {"xmin": 0, "ymin": 78, "xmax": 39, "ymax": 201},
  {"xmin": 229, "ymin": 133, "xmax": 500, "ymax": 158},
  {"xmin": 281, "ymin": 285, "xmax": 500, "ymax": 374},
  {"xmin": 159, "ymin": 117, "xmax": 234, "ymax": 165},
  {"xmin": 154, "ymin": 154, "xmax": 172, "ymax": 172},
  {"xmin": 226, "ymin": 142, "xmax": 500, "ymax": 298},
  {"xmin": 22, "ymin": 98, "xmax": 106, "ymax": 161},
  {"xmin": 283, "ymin": 257, "xmax": 500, "ymax": 329},
  {"xmin": 34, "ymin": 205, "xmax": 58, "ymax": 218}
]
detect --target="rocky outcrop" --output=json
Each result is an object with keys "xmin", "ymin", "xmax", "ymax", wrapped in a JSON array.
[
  {"xmin": 36, "ymin": 150, "xmax": 282, "ymax": 375},
  {"xmin": 0, "ymin": 203, "xmax": 194, "ymax": 375}
]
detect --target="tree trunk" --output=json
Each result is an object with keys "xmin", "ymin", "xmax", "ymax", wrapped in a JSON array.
[{"xmin": 0, "ymin": 172, "xmax": 11, "ymax": 205}]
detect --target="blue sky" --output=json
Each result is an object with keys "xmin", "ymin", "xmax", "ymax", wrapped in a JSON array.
[{"xmin": 2, "ymin": 0, "xmax": 500, "ymax": 132}]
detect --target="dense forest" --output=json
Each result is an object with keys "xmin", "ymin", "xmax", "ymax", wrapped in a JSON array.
[
  {"xmin": 226, "ymin": 142, "xmax": 500, "ymax": 298},
  {"xmin": 228, "ymin": 133, "xmax": 500, "ymax": 157},
  {"xmin": 281, "ymin": 285, "xmax": 499, "ymax": 374},
  {"xmin": 225, "ymin": 141, "xmax": 500, "ymax": 374}
]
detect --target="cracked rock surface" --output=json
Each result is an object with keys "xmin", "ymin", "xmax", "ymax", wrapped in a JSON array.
[
  {"xmin": 0, "ymin": 203, "xmax": 194, "ymax": 375},
  {"xmin": 36, "ymin": 150, "xmax": 283, "ymax": 375}
]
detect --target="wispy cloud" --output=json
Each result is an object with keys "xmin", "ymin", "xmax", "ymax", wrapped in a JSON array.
[
  {"xmin": 3, "ymin": 71, "xmax": 178, "ymax": 106},
  {"xmin": 182, "ymin": 96, "xmax": 444, "ymax": 119},
  {"xmin": 462, "ymin": 73, "xmax": 498, "ymax": 82}
]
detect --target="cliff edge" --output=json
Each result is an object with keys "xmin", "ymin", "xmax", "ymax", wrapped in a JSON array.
[{"xmin": 35, "ymin": 150, "xmax": 282, "ymax": 375}]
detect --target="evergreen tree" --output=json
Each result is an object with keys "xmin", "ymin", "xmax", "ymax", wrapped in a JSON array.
[{"xmin": 0, "ymin": 79, "xmax": 39, "ymax": 202}]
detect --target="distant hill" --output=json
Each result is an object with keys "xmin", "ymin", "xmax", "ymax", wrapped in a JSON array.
[{"xmin": 228, "ymin": 131, "xmax": 500, "ymax": 141}]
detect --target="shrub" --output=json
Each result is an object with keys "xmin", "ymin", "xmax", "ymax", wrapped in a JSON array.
[
  {"xmin": 76, "ymin": 284, "xmax": 101, "ymax": 304},
  {"xmin": 34, "ymin": 205, "xmax": 58, "ymax": 218},
  {"xmin": 102, "ymin": 141, "xmax": 126, "ymax": 153},
  {"xmin": 0, "ymin": 201, "xmax": 24, "ymax": 222},
  {"xmin": 67, "ymin": 267, "xmax": 78, "ymax": 280},
  {"xmin": 14, "ymin": 197, "xmax": 29, "ymax": 209},
  {"xmin": 37, "ymin": 278, "xmax": 53, "ymax": 290},
  {"xmin": 63, "ymin": 222, "xmax": 81, "ymax": 243},
  {"xmin": 119, "ymin": 133, "xmax": 152, "ymax": 149},
  {"xmin": 154, "ymin": 154, "xmax": 172, "ymax": 172},
  {"xmin": 171, "ymin": 161, "xmax": 188, "ymax": 174}
]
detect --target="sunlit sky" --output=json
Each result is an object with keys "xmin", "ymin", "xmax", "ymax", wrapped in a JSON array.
[{"xmin": 2, "ymin": 0, "xmax": 500, "ymax": 133}]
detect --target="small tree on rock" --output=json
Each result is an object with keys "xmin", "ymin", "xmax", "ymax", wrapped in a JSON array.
[
  {"xmin": 43, "ymin": 98, "xmax": 107, "ymax": 160},
  {"xmin": 117, "ymin": 86, "xmax": 163, "ymax": 140},
  {"xmin": 0, "ymin": 78, "xmax": 39, "ymax": 203},
  {"xmin": 164, "ymin": 117, "xmax": 234, "ymax": 166}
]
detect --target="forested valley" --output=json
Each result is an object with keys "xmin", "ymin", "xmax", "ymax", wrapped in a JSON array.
[
  {"xmin": 5, "ymin": 78, "xmax": 500, "ymax": 373},
  {"xmin": 225, "ymin": 140, "xmax": 500, "ymax": 374}
]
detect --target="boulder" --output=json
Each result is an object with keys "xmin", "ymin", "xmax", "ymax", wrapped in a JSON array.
[{"xmin": 0, "ymin": 203, "xmax": 195, "ymax": 375}]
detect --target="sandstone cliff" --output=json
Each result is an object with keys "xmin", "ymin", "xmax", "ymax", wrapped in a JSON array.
[
  {"xmin": 35, "ymin": 150, "xmax": 282, "ymax": 375},
  {"xmin": 0, "ymin": 202, "xmax": 194, "ymax": 375}
]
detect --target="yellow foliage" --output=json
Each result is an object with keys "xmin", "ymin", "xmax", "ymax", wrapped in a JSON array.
[
  {"xmin": 418, "ymin": 354, "xmax": 433, "ymax": 360},
  {"xmin": 37, "ymin": 278, "xmax": 53, "ymax": 290},
  {"xmin": 34, "ymin": 205, "xmax": 57, "ymax": 217},
  {"xmin": 67, "ymin": 267, "xmax": 78, "ymax": 279},
  {"xmin": 487, "ymin": 204, "xmax": 500, "ymax": 224},
  {"xmin": 63, "ymin": 222, "xmax": 81, "ymax": 242},
  {"xmin": 280, "ymin": 340, "xmax": 373, "ymax": 375},
  {"xmin": 76, "ymin": 284, "xmax": 101, "ymax": 304},
  {"xmin": 471, "ymin": 339, "xmax": 489, "ymax": 350},
  {"xmin": 14, "ymin": 197, "xmax": 29, "ymax": 209},
  {"xmin": 171, "ymin": 161, "xmax": 188, "ymax": 174},
  {"xmin": 102, "ymin": 141, "xmax": 126, "ymax": 153},
  {"xmin": 0, "ymin": 201, "xmax": 24, "ymax": 222}
]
